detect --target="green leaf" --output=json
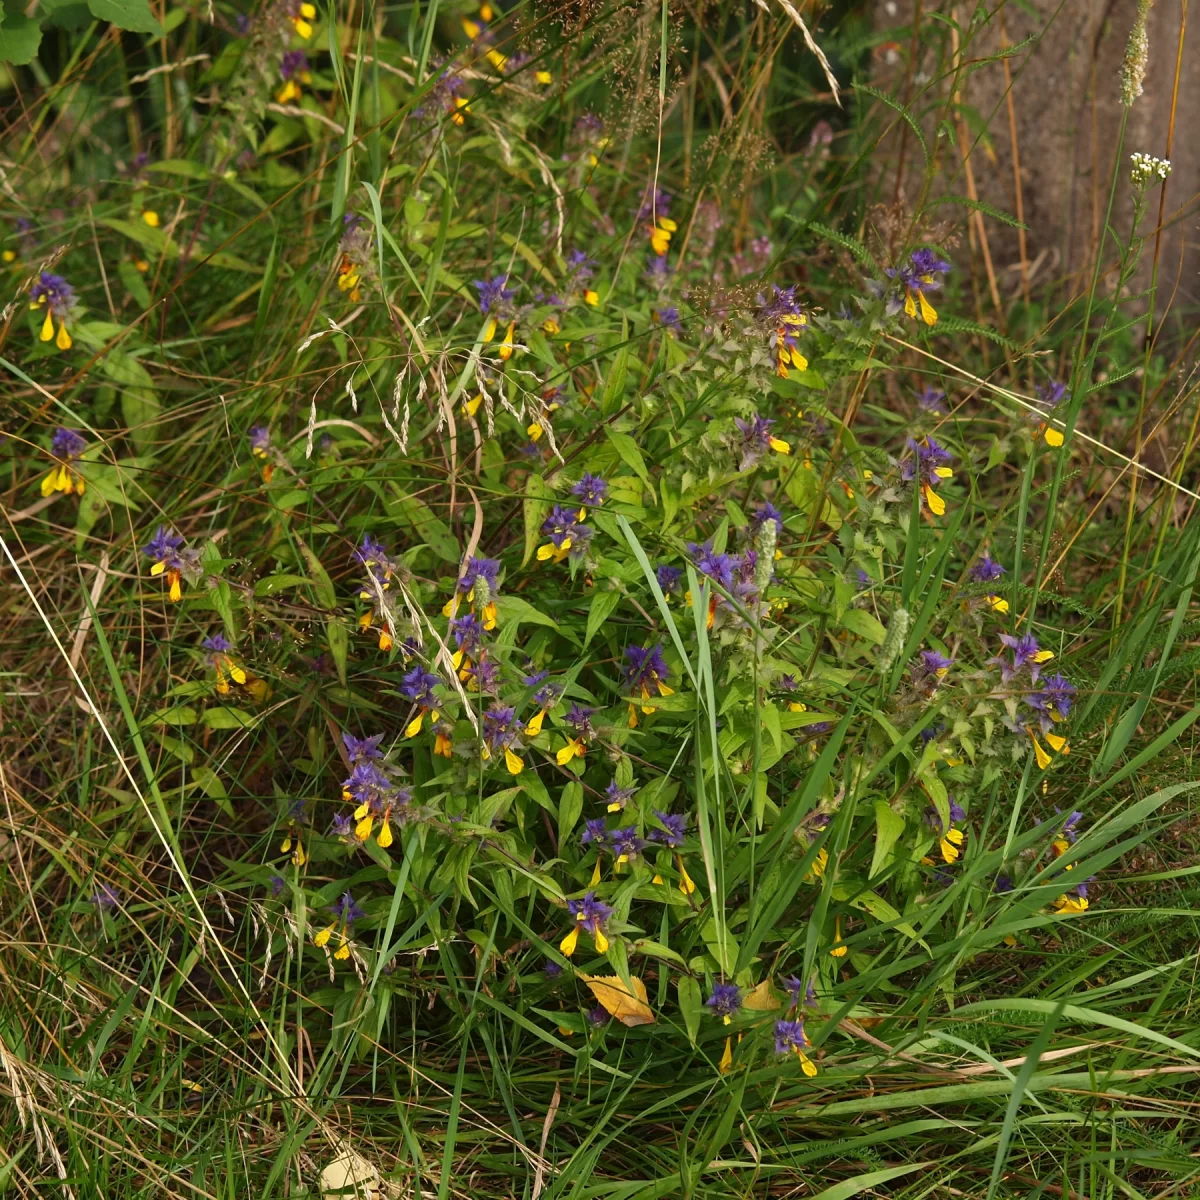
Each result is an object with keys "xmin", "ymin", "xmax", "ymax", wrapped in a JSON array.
[
  {"xmin": 254, "ymin": 574, "xmax": 310, "ymax": 596},
  {"xmin": 605, "ymin": 429, "xmax": 649, "ymax": 485},
  {"xmin": 584, "ymin": 588, "xmax": 621, "ymax": 648},
  {"xmin": 202, "ymin": 707, "xmax": 257, "ymax": 730},
  {"xmin": 522, "ymin": 473, "xmax": 552, "ymax": 566},
  {"xmin": 327, "ymin": 621, "xmax": 348, "ymax": 688},
  {"xmin": 494, "ymin": 595, "xmax": 558, "ymax": 631},
  {"xmin": 807, "ymin": 1164, "xmax": 934, "ymax": 1200},
  {"xmin": 87, "ymin": 0, "xmax": 163, "ymax": 33},
  {"xmin": 0, "ymin": 6, "xmax": 43, "ymax": 64},
  {"xmin": 600, "ymin": 323, "xmax": 629, "ymax": 415},
  {"xmin": 117, "ymin": 260, "xmax": 152, "ymax": 309},
  {"xmin": 677, "ymin": 975, "xmax": 702, "ymax": 1046},
  {"xmin": 761, "ymin": 701, "xmax": 783, "ymax": 755},
  {"xmin": 192, "ymin": 767, "xmax": 233, "ymax": 817},
  {"xmin": 870, "ymin": 802, "xmax": 905, "ymax": 879},
  {"xmin": 389, "ymin": 487, "xmax": 459, "ymax": 563},
  {"xmin": 558, "ymin": 780, "xmax": 583, "ymax": 847},
  {"xmin": 295, "ymin": 536, "xmax": 335, "ymax": 608},
  {"xmin": 701, "ymin": 918, "xmax": 739, "ymax": 974},
  {"xmin": 840, "ymin": 608, "xmax": 887, "ymax": 644},
  {"xmin": 150, "ymin": 706, "xmax": 198, "ymax": 726}
]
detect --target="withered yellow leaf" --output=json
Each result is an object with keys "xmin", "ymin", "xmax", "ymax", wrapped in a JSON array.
[
  {"xmin": 742, "ymin": 980, "xmax": 781, "ymax": 1012},
  {"xmin": 581, "ymin": 973, "xmax": 655, "ymax": 1026}
]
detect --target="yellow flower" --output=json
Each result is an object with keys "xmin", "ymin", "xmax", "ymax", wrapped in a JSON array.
[
  {"xmin": 830, "ymin": 916, "xmax": 848, "ymax": 958},
  {"xmin": 560, "ymin": 924, "xmax": 580, "ymax": 957},
  {"xmin": 803, "ymin": 846, "xmax": 828, "ymax": 884},
  {"xmin": 141, "ymin": 210, "xmax": 160, "ymax": 227},
  {"xmin": 535, "ymin": 70, "xmax": 552, "ymax": 84},
  {"xmin": 292, "ymin": 2, "xmax": 316, "ymax": 37},
  {"xmin": 649, "ymin": 215, "xmax": 676, "ymax": 255},
  {"xmin": 718, "ymin": 1037, "xmax": 733, "ymax": 1073},
  {"xmin": 498, "ymin": 321, "xmax": 516, "ymax": 360},
  {"xmin": 923, "ymin": 484, "xmax": 946, "ymax": 517},
  {"xmin": 940, "ymin": 826, "xmax": 965, "ymax": 864},
  {"xmin": 556, "ymin": 737, "xmax": 585, "ymax": 766}
]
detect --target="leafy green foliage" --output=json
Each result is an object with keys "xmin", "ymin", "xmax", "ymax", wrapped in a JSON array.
[{"xmin": 3, "ymin": 0, "xmax": 1200, "ymax": 1195}]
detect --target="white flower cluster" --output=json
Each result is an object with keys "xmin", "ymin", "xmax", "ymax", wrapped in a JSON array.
[{"xmin": 1130, "ymin": 152, "xmax": 1172, "ymax": 189}]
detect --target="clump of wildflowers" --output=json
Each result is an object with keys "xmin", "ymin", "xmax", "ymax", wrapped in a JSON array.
[
  {"xmin": 887, "ymin": 249, "xmax": 951, "ymax": 326},
  {"xmin": 653, "ymin": 305, "xmax": 682, "ymax": 335},
  {"xmin": 556, "ymin": 704, "xmax": 594, "ymax": 765},
  {"xmin": 313, "ymin": 891, "xmax": 365, "ymax": 961},
  {"xmin": 30, "ymin": 272, "xmax": 76, "ymax": 350},
  {"xmin": 482, "ymin": 704, "xmax": 525, "ymax": 774},
  {"xmin": 757, "ymin": 285, "xmax": 809, "ymax": 377},
  {"xmin": 706, "ymin": 982, "xmax": 741, "ymax": 1025},
  {"xmin": 336, "ymin": 213, "xmax": 373, "ymax": 303},
  {"xmin": 1130, "ymin": 152, "xmax": 1171, "ymax": 189},
  {"xmin": 912, "ymin": 648, "xmax": 954, "ymax": 696},
  {"xmin": 42, "ymin": 427, "xmax": 87, "ymax": 497},
  {"xmin": 1032, "ymin": 381, "xmax": 1068, "ymax": 447},
  {"xmin": 356, "ymin": 535, "xmax": 405, "ymax": 650},
  {"xmin": 400, "ymin": 666, "xmax": 445, "ymax": 738},
  {"xmin": 248, "ymin": 425, "xmax": 277, "ymax": 482},
  {"xmin": 563, "ymin": 248, "xmax": 599, "ymax": 306},
  {"xmin": 538, "ymin": 504, "xmax": 591, "ymax": 564},
  {"xmin": 640, "ymin": 186, "xmax": 676, "ymax": 256},
  {"xmin": 623, "ymin": 644, "xmax": 674, "ymax": 727},
  {"xmin": 142, "ymin": 526, "xmax": 202, "ymax": 602},
  {"xmin": 571, "ymin": 473, "xmax": 607, "ymax": 514},
  {"xmin": 733, "ymin": 414, "xmax": 791, "ymax": 471},
  {"xmin": 901, "ymin": 436, "xmax": 954, "ymax": 517},
  {"xmin": 774, "ymin": 1018, "xmax": 818, "ymax": 1075},
  {"xmin": 524, "ymin": 677, "xmax": 563, "ymax": 736},
  {"xmin": 604, "ymin": 780, "xmax": 635, "ymax": 813},
  {"xmin": 445, "ymin": 555, "xmax": 501, "ymax": 630},
  {"xmin": 289, "ymin": 0, "xmax": 317, "ymax": 38},
  {"xmin": 917, "ymin": 386, "xmax": 947, "ymax": 413},
  {"xmin": 924, "ymin": 798, "xmax": 967, "ymax": 865},
  {"xmin": 279, "ymin": 799, "xmax": 308, "ymax": 866},
  {"xmin": 560, "ymin": 891, "xmax": 612, "ymax": 956},
  {"xmin": 649, "ymin": 811, "xmax": 695, "ymax": 894},
  {"xmin": 275, "ymin": 50, "xmax": 311, "ymax": 102},
  {"xmin": 473, "ymin": 274, "xmax": 519, "ymax": 357},
  {"xmin": 203, "ymin": 634, "xmax": 247, "ymax": 694},
  {"xmin": 343, "ymin": 751, "xmax": 411, "ymax": 849}
]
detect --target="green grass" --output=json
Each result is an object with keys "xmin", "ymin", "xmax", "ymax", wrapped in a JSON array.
[{"xmin": 3, "ymin": 0, "xmax": 1200, "ymax": 1196}]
